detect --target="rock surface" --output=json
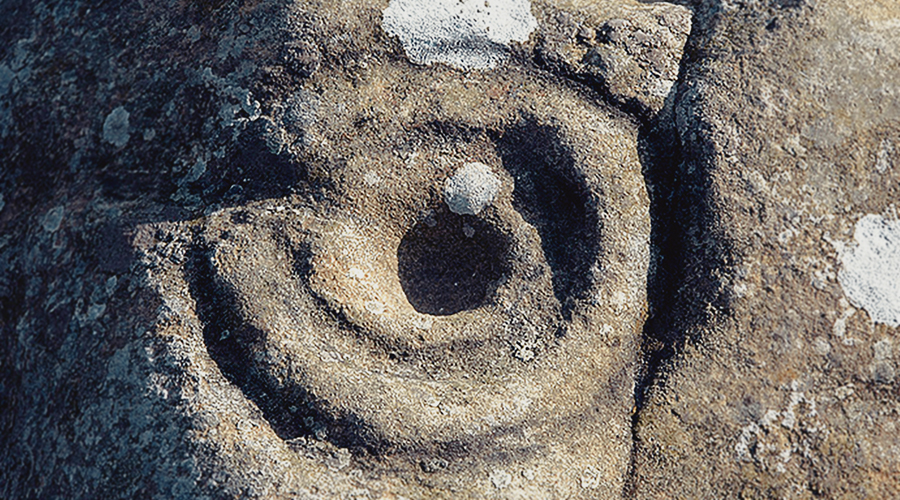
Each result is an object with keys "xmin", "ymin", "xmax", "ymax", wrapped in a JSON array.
[
  {"xmin": 630, "ymin": 0, "xmax": 900, "ymax": 498},
  {"xmin": 0, "ymin": 0, "xmax": 897, "ymax": 499}
]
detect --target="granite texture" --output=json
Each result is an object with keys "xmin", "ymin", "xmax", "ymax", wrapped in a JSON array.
[{"xmin": 0, "ymin": 0, "xmax": 897, "ymax": 498}]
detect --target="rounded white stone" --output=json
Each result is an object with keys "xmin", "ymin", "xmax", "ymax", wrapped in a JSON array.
[{"xmin": 443, "ymin": 162, "xmax": 501, "ymax": 216}]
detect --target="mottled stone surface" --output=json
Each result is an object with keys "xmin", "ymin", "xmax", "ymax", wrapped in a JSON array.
[
  {"xmin": 630, "ymin": 0, "xmax": 900, "ymax": 498},
  {"xmin": 534, "ymin": 0, "xmax": 691, "ymax": 116},
  {"xmin": 1, "ymin": 0, "xmax": 898, "ymax": 499}
]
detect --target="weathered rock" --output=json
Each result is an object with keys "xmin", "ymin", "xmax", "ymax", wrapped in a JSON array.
[
  {"xmin": 533, "ymin": 0, "xmax": 691, "ymax": 115},
  {"xmin": 1, "ymin": 0, "xmax": 897, "ymax": 498},
  {"xmin": 0, "ymin": 0, "xmax": 651, "ymax": 498},
  {"xmin": 630, "ymin": 0, "xmax": 900, "ymax": 497}
]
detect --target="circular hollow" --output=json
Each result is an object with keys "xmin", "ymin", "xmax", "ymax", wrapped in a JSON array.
[
  {"xmin": 194, "ymin": 85, "xmax": 650, "ymax": 465},
  {"xmin": 397, "ymin": 211, "xmax": 510, "ymax": 315}
]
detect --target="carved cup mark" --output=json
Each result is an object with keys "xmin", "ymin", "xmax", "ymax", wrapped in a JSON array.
[
  {"xmin": 194, "ymin": 119, "xmax": 647, "ymax": 451},
  {"xmin": 142, "ymin": 62, "xmax": 654, "ymax": 497},
  {"xmin": 398, "ymin": 209, "xmax": 511, "ymax": 316}
]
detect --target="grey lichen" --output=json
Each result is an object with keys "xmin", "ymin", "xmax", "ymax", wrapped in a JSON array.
[{"xmin": 102, "ymin": 106, "xmax": 131, "ymax": 148}]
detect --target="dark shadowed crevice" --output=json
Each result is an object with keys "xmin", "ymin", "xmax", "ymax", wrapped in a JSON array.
[
  {"xmin": 623, "ymin": 103, "xmax": 694, "ymax": 498},
  {"xmin": 494, "ymin": 118, "xmax": 600, "ymax": 318},
  {"xmin": 624, "ymin": 6, "xmax": 741, "ymax": 493}
]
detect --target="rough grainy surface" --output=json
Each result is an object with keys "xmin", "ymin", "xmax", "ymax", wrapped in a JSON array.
[
  {"xmin": 630, "ymin": 0, "xmax": 900, "ymax": 498},
  {"xmin": 0, "ymin": 0, "xmax": 897, "ymax": 499}
]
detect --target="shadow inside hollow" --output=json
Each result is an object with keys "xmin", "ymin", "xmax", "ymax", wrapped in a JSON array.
[
  {"xmin": 397, "ymin": 209, "xmax": 510, "ymax": 316},
  {"xmin": 493, "ymin": 117, "xmax": 600, "ymax": 318}
]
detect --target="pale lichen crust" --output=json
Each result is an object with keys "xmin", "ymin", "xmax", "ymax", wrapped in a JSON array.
[
  {"xmin": 838, "ymin": 214, "xmax": 900, "ymax": 327},
  {"xmin": 382, "ymin": 0, "xmax": 538, "ymax": 69}
]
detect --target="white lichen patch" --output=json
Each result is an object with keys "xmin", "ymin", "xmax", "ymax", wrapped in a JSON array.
[
  {"xmin": 489, "ymin": 469, "xmax": 512, "ymax": 489},
  {"xmin": 735, "ymin": 380, "xmax": 823, "ymax": 472},
  {"xmin": 837, "ymin": 214, "xmax": 900, "ymax": 327},
  {"xmin": 382, "ymin": 0, "xmax": 537, "ymax": 70},
  {"xmin": 444, "ymin": 162, "xmax": 501, "ymax": 215}
]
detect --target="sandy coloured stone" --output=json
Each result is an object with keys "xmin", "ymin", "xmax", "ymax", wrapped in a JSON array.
[{"xmin": 3, "ymin": 0, "xmax": 898, "ymax": 499}]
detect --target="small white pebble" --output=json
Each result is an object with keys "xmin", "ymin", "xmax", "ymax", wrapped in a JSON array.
[
  {"xmin": 444, "ymin": 162, "xmax": 501, "ymax": 216},
  {"xmin": 462, "ymin": 224, "xmax": 475, "ymax": 238}
]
